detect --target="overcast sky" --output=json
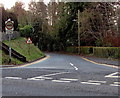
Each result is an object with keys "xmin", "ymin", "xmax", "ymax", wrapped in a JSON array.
[{"xmin": 0, "ymin": 0, "xmax": 50, "ymax": 10}]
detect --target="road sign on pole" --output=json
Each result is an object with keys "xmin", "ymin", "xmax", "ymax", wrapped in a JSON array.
[
  {"xmin": 5, "ymin": 18, "xmax": 14, "ymax": 34},
  {"xmin": 5, "ymin": 18, "xmax": 14, "ymax": 63}
]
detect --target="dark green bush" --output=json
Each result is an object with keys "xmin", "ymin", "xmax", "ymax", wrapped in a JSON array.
[{"xmin": 20, "ymin": 25, "xmax": 33, "ymax": 37}]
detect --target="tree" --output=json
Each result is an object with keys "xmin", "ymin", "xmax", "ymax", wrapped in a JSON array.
[
  {"xmin": 51, "ymin": 2, "xmax": 89, "ymax": 50},
  {"xmin": 28, "ymin": 1, "xmax": 50, "ymax": 51},
  {"xmin": 48, "ymin": 0, "xmax": 59, "ymax": 26},
  {"xmin": 10, "ymin": 1, "xmax": 28, "ymax": 26},
  {"xmin": 87, "ymin": 3, "xmax": 119, "ymax": 46}
]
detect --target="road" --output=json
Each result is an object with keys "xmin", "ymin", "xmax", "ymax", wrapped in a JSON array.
[{"xmin": 1, "ymin": 53, "xmax": 119, "ymax": 96}]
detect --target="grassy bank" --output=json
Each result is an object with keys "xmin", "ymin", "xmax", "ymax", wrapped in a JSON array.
[
  {"xmin": 2, "ymin": 37, "xmax": 45, "ymax": 65},
  {"xmin": 2, "ymin": 50, "xmax": 23, "ymax": 65}
]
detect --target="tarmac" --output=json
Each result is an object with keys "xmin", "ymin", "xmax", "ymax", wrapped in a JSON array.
[{"xmin": 1, "ymin": 52, "xmax": 120, "ymax": 68}]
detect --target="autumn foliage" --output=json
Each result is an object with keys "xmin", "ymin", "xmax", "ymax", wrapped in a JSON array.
[{"xmin": 103, "ymin": 35, "xmax": 120, "ymax": 47}]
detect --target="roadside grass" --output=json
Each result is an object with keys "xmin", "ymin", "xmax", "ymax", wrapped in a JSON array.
[
  {"xmin": 2, "ymin": 50, "xmax": 23, "ymax": 65},
  {"xmin": 3, "ymin": 37, "xmax": 45, "ymax": 62}
]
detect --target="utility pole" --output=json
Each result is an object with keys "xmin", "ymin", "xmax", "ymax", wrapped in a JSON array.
[{"xmin": 78, "ymin": 9, "xmax": 80, "ymax": 55}]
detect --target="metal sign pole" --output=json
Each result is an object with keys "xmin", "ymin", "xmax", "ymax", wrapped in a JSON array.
[
  {"xmin": 29, "ymin": 44, "xmax": 30, "ymax": 56},
  {"xmin": 26, "ymin": 37, "xmax": 32, "ymax": 56},
  {"xmin": 28, "ymin": 43, "xmax": 30, "ymax": 56},
  {"xmin": 9, "ymin": 34, "xmax": 11, "ymax": 62}
]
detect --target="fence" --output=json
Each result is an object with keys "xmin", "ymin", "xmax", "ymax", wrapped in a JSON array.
[
  {"xmin": 1, "ymin": 31, "xmax": 20, "ymax": 41},
  {"xmin": 2, "ymin": 42, "xmax": 27, "ymax": 62}
]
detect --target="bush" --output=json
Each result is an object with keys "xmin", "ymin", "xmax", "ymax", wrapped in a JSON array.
[
  {"xmin": 20, "ymin": 25, "xmax": 33, "ymax": 37},
  {"xmin": 93, "ymin": 47, "xmax": 120, "ymax": 59}
]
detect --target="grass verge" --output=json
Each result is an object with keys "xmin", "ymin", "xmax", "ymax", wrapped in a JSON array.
[
  {"xmin": 2, "ymin": 50, "xmax": 23, "ymax": 65},
  {"xmin": 2, "ymin": 37, "xmax": 45, "ymax": 65}
]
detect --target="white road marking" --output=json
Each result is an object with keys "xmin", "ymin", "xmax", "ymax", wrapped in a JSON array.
[
  {"xmin": 38, "ymin": 77, "xmax": 53, "ymax": 79},
  {"xmin": 74, "ymin": 67, "xmax": 78, "ymax": 71},
  {"xmin": 70, "ymin": 63, "xmax": 74, "ymax": 66},
  {"xmin": 81, "ymin": 82, "xmax": 101, "ymax": 85},
  {"xmin": 105, "ymin": 72, "xmax": 120, "ymax": 78},
  {"xmin": 52, "ymin": 80, "xmax": 71, "ymax": 83},
  {"xmin": 5, "ymin": 77, "xmax": 22, "ymax": 80},
  {"xmin": 60, "ymin": 78, "xmax": 78, "ymax": 81},
  {"xmin": 27, "ymin": 78, "xmax": 45, "ymax": 81},
  {"xmin": 88, "ymin": 80, "xmax": 106, "ymax": 83},
  {"xmin": 114, "ymin": 82, "xmax": 120, "ymax": 84},
  {"xmin": 81, "ymin": 80, "xmax": 107, "ymax": 85},
  {"xmin": 41, "ymin": 72, "xmax": 70, "ymax": 77},
  {"xmin": 27, "ymin": 76, "xmax": 52, "ymax": 80},
  {"xmin": 27, "ymin": 72, "xmax": 69, "ymax": 81},
  {"xmin": 110, "ymin": 84, "xmax": 120, "ymax": 87},
  {"xmin": 110, "ymin": 82, "xmax": 120, "ymax": 87},
  {"xmin": 70, "ymin": 63, "xmax": 78, "ymax": 70}
]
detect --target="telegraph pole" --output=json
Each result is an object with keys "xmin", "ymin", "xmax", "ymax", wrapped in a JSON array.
[{"xmin": 78, "ymin": 9, "xmax": 80, "ymax": 55}]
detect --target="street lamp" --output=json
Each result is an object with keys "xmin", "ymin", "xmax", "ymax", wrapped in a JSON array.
[{"xmin": 73, "ymin": 9, "xmax": 80, "ymax": 55}]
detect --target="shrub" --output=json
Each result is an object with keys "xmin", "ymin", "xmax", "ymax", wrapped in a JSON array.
[{"xmin": 20, "ymin": 25, "xmax": 33, "ymax": 37}]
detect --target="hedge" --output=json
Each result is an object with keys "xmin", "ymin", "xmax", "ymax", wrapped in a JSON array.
[
  {"xmin": 66, "ymin": 46, "xmax": 93, "ymax": 54},
  {"xmin": 66, "ymin": 46, "xmax": 78, "ymax": 53},
  {"xmin": 66, "ymin": 46, "xmax": 120, "ymax": 59},
  {"xmin": 80, "ymin": 47, "xmax": 93, "ymax": 54},
  {"xmin": 93, "ymin": 47, "xmax": 120, "ymax": 59}
]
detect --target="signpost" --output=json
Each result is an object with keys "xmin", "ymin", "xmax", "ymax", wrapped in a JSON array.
[
  {"xmin": 5, "ymin": 18, "xmax": 14, "ymax": 62},
  {"xmin": 26, "ymin": 37, "xmax": 32, "ymax": 55}
]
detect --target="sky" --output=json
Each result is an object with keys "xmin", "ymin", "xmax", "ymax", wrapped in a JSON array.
[{"xmin": 0, "ymin": 0, "xmax": 50, "ymax": 10}]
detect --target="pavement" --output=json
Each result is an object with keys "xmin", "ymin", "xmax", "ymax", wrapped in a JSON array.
[{"xmin": 81, "ymin": 55, "xmax": 119, "ymax": 66}]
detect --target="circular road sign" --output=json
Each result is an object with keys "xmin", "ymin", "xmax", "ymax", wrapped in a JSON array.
[{"xmin": 5, "ymin": 20, "xmax": 14, "ymax": 30}]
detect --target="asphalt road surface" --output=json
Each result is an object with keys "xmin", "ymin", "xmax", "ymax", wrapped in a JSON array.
[{"xmin": 1, "ymin": 53, "xmax": 119, "ymax": 96}]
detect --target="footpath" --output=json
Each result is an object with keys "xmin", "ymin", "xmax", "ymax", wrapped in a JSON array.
[{"xmin": 81, "ymin": 55, "xmax": 119, "ymax": 66}]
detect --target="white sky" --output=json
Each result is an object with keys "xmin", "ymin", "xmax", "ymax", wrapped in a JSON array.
[{"xmin": 0, "ymin": 0, "xmax": 50, "ymax": 10}]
